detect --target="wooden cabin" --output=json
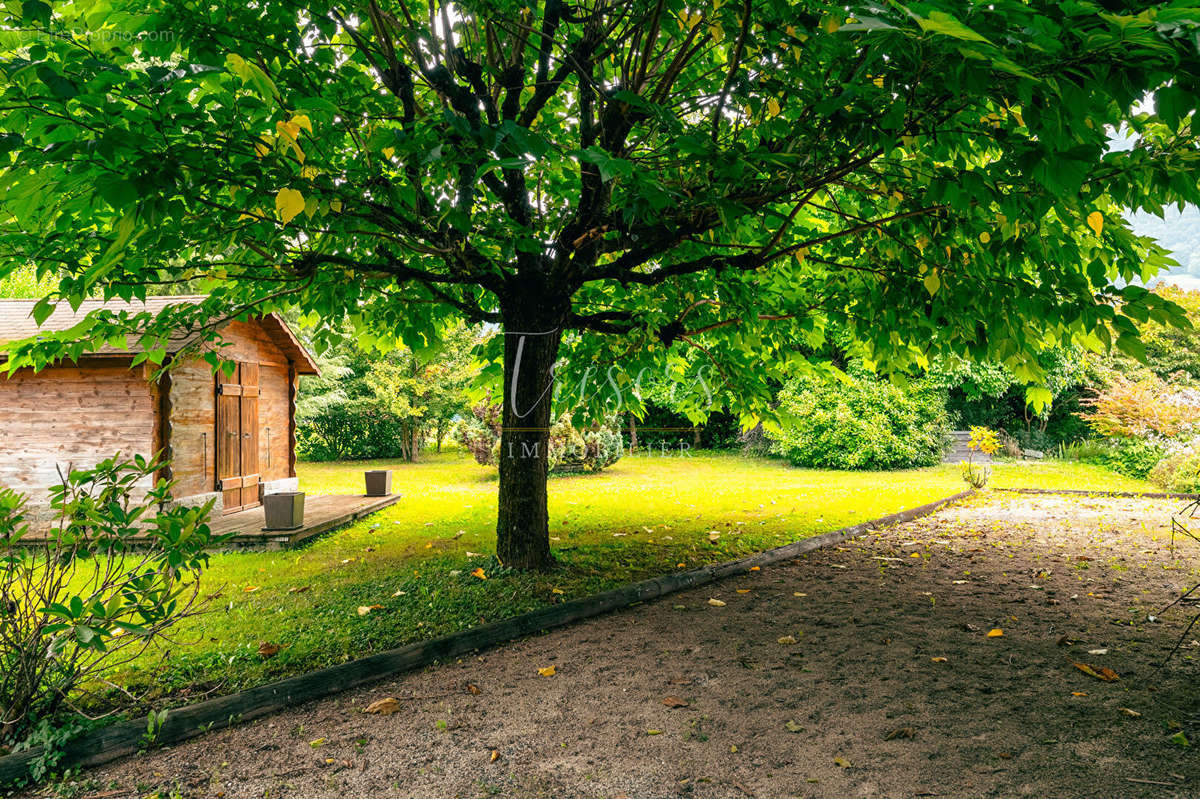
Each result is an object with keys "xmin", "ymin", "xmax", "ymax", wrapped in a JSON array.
[{"xmin": 0, "ymin": 297, "xmax": 319, "ymax": 525}]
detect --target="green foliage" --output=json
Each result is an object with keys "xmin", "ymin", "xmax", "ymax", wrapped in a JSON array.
[
  {"xmin": 0, "ymin": 456, "xmax": 218, "ymax": 750},
  {"xmin": 1074, "ymin": 439, "xmax": 1169, "ymax": 480},
  {"xmin": 297, "ymin": 326, "xmax": 480, "ymax": 461},
  {"xmin": 455, "ymin": 403, "xmax": 623, "ymax": 473},
  {"xmin": 770, "ymin": 375, "xmax": 951, "ymax": 470},
  {"xmin": 296, "ymin": 401, "xmax": 413, "ymax": 462},
  {"xmin": 1147, "ymin": 449, "xmax": 1200, "ymax": 493}
]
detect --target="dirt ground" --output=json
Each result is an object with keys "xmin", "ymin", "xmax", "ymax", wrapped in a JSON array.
[{"xmin": 35, "ymin": 492, "xmax": 1200, "ymax": 799}]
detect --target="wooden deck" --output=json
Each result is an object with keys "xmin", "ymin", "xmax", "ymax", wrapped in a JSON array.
[{"xmin": 211, "ymin": 493, "xmax": 403, "ymax": 547}]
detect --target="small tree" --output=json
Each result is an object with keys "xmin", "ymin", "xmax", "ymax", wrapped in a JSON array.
[
  {"xmin": 0, "ymin": 456, "xmax": 219, "ymax": 749},
  {"xmin": 365, "ymin": 324, "xmax": 480, "ymax": 459}
]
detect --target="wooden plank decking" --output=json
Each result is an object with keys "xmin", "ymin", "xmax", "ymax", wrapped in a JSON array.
[{"xmin": 211, "ymin": 493, "xmax": 403, "ymax": 547}]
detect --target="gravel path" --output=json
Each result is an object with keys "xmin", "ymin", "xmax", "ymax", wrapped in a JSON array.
[{"xmin": 37, "ymin": 493, "xmax": 1200, "ymax": 799}]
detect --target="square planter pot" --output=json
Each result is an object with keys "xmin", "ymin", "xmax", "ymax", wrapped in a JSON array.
[
  {"xmin": 262, "ymin": 492, "xmax": 306, "ymax": 531},
  {"xmin": 365, "ymin": 470, "xmax": 393, "ymax": 497}
]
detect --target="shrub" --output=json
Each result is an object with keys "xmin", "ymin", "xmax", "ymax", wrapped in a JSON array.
[
  {"xmin": 454, "ymin": 403, "xmax": 623, "ymax": 474},
  {"xmin": 769, "ymin": 375, "xmax": 951, "ymax": 470},
  {"xmin": 0, "ymin": 456, "xmax": 218, "ymax": 753},
  {"xmin": 1148, "ymin": 448, "xmax": 1200, "ymax": 493},
  {"xmin": 1081, "ymin": 373, "xmax": 1200, "ymax": 439},
  {"xmin": 296, "ymin": 400, "xmax": 412, "ymax": 461}
]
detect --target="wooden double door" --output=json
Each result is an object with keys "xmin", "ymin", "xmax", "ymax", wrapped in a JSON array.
[{"xmin": 216, "ymin": 362, "xmax": 261, "ymax": 513}]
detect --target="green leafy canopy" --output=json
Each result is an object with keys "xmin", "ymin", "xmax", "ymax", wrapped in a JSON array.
[{"xmin": 2, "ymin": 0, "xmax": 1200, "ymax": 420}]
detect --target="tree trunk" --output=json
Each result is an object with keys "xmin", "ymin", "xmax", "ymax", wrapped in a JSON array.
[
  {"xmin": 628, "ymin": 412, "xmax": 638, "ymax": 453},
  {"xmin": 495, "ymin": 305, "xmax": 563, "ymax": 571}
]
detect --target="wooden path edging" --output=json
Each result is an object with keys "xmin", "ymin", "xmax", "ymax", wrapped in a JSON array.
[
  {"xmin": 0, "ymin": 488, "xmax": 974, "ymax": 787},
  {"xmin": 995, "ymin": 487, "xmax": 1200, "ymax": 501}
]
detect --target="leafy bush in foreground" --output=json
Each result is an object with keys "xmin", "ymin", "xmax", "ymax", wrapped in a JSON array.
[
  {"xmin": 0, "ymin": 456, "xmax": 218, "ymax": 757},
  {"xmin": 770, "ymin": 375, "xmax": 951, "ymax": 470}
]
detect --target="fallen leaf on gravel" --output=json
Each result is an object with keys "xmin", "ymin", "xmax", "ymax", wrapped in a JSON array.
[
  {"xmin": 736, "ymin": 589, "xmax": 751, "ymax": 594},
  {"xmin": 1171, "ymin": 731, "xmax": 1190, "ymax": 747},
  {"xmin": 777, "ymin": 635, "xmax": 797, "ymax": 645},
  {"xmin": 1120, "ymin": 708, "xmax": 1141, "ymax": 717},
  {"xmin": 1072, "ymin": 692, "xmax": 1088, "ymax": 697},
  {"xmin": 931, "ymin": 657, "xmax": 948, "ymax": 663},
  {"xmin": 490, "ymin": 750, "xmax": 500, "ymax": 762},
  {"xmin": 364, "ymin": 698, "xmax": 402, "ymax": 715},
  {"xmin": 257, "ymin": 641, "xmax": 282, "ymax": 658},
  {"xmin": 1056, "ymin": 635, "xmax": 1073, "ymax": 646},
  {"xmin": 470, "ymin": 568, "xmax": 487, "ymax": 580},
  {"xmin": 834, "ymin": 757, "xmax": 851, "ymax": 768},
  {"xmin": 785, "ymin": 720, "xmax": 804, "ymax": 733},
  {"xmin": 662, "ymin": 696, "xmax": 689, "ymax": 708},
  {"xmin": 708, "ymin": 599, "xmax": 726, "ymax": 607},
  {"xmin": 987, "ymin": 628, "xmax": 1004, "ymax": 638},
  {"xmin": 964, "ymin": 623, "xmax": 980, "ymax": 632},
  {"xmin": 1088, "ymin": 648, "xmax": 1108, "ymax": 655},
  {"xmin": 466, "ymin": 683, "xmax": 481, "ymax": 695},
  {"xmin": 646, "ymin": 729, "xmax": 663, "ymax": 735},
  {"xmin": 1073, "ymin": 662, "xmax": 1119, "ymax": 682},
  {"xmin": 749, "ymin": 566, "xmax": 760, "ymax": 572},
  {"xmin": 310, "ymin": 738, "xmax": 325, "ymax": 748},
  {"xmin": 884, "ymin": 726, "xmax": 916, "ymax": 740},
  {"xmin": 538, "ymin": 666, "xmax": 556, "ymax": 677},
  {"xmin": 793, "ymin": 592, "xmax": 807, "ymax": 597}
]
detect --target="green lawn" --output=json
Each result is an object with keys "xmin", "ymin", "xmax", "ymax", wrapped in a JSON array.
[{"xmin": 112, "ymin": 451, "xmax": 1150, "ymax": 702}]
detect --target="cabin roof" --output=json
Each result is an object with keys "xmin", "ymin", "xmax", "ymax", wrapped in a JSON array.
[{"xmin": 0, "ymin": 296, "xmax": 320, "ymax": 374}]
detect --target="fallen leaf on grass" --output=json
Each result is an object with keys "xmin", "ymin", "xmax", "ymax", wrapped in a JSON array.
[
  {"xmin": 1073, "ymin": 662, "xmax": 1119, "ymax": 682},
  {"xmin": 987, "ymin": 628, "xmax": 1004, "ymax": 638},
  {"xmin": 551, "ymin": 588, "xmax": 564, "ymax": 595},
  {"xmin": 708, "ymin": 599, "xmax": 726, "ymax": 607},
  {"xmin": 287, "ymin": 586, "xmax": 310, "ymax": 594},
  {"xmin": 470, "ymin": 568, "xmax": 487, "ymax": 580},
  {"xmin": 243, "ymin": 586, "xmax": 259, "ymax": 593},
  {"xmin": 537, "ymin": 666, "xmax": 556, "ymax": 677},
  {"xmin": 662, "ymin": 696, "xmax": 689, "ymax": 708},
  {"xmin": 392, "ymin": 590, "xmax": 407, "ymax": 597},
  {"xmin": 777, "ymin": 635, "xmax": 797, "ymax": 645},
  {"xmin": 257, "ymin": 641, "xmax": 283, "ymax": 658},
  {"xmin": 357, "ymin": 604, "xmax": 383, "ymax": 616},
  {"xmin": 364, "ymin": 697, "xmax": 402, "ymax": 715}
]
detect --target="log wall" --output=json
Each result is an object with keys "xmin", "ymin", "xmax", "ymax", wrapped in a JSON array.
[{"xmin": 0, "ymin": 360, "xmax": 155, "ymax": 523}]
